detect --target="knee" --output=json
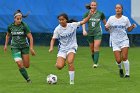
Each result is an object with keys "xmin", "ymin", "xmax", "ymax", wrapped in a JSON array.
[
  {"xmin": 122, "ymin": 56, "xmax": 128, "ymax": 61},
  {"xmin": 90, "ymin": 48, "xmax": 94, "ymax": 53},
  {"xmin": 68, "ymin": 63, "xmax": 74, "ymax": 68},
  {"xmin": 16, "ymin": 61, "xmax": 23, "ymax": 68},
  {"xmin": 115, "ymin": 58, "xmax": 121, "ymax": 64},
  {"xmin": 55, "ymin": 63, "xmax": 63, "ymax": 70},
  {"xmin": 94, "ymin": 46, "xmax": 100, "ymax": 51},
  {"xmin": 24, "ymin": 65, "xmax": 30, "ymax": 68},
  {"xmin": 91, "ymin": 49, "xmax": 94, "ymax": 53},
  {"xmin": 23, "ymin": 63, "xmax": 30, "ymax": 68},
  {"xmin": 89, "ymin": 45, "xmax": 94, "ymax": 53}
]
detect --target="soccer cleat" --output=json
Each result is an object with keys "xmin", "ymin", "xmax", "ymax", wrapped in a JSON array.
[
  {"xmin": 119, "ymin": 69, "xmax": 124, "ymax": 78},
  {"xmin": 124, "ymin": 75, "xmax": 130, "ymax": 78},
  {"xmin": 93, "ymin": 64, "xmax": 98, "ymax": 68},
  {"xmin": 70, "ymin": 80, "xmax": 74, "ymax": 85},
  {"xmin": 27, "ymin": 78, "xmax": 32, "ymax": 83}
]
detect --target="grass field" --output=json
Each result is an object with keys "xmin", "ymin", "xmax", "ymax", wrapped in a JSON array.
[{"xmin": 0, "ymin": 46, "xmax": 140, "ymax": 93}]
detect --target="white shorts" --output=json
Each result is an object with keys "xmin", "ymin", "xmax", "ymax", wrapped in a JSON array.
[
  {"xmin": 111, "ymin": 40, "xmax": 129, "ymax": 51},
  {"xmin": 57, "ymin": 48, "xmax": 77, "ymax": 59}
]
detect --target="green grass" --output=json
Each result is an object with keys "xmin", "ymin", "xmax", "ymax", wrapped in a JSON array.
[{"xmin": 0, "ymin": 46, "xmax": 140, "ymax": 93}]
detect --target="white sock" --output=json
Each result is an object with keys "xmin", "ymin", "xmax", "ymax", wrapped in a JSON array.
[
  {"xmin": 123, "ymin": 60, "xmax": 130, "ymax": 75},
  {"xmin": 69, "ymin": 71, "xmax": 75, "ymax": 82},
  {"xmin": 117, "ymin": 62, "xmax": 122, "ymax": 69}
]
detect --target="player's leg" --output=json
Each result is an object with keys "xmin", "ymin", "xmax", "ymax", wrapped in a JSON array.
[
  {"xmin": 21, "ymin": 47, "xmax": 31, "ymax": 82},
  {"xmin": 94, "ymin": 39, "xmax": 101, "ymax": 67},
  {"xmin": 67, "ymin": 52, "xmax": 75, "ymax": 85},
  {"xmin": 56, "ymin": 57, "xmax": 65, "ymax": 70},
  {"xmin": 11, "ymin": 48, "xmax": 30, "ymax": 82},
  {"xmin": 22, "ymin": 47, "xmax": 30, "ymax": 68},
  {"xmin": 121, "ymin": 47, "xmax": 130, "ymax": 77},
  {"xmin": 22, "ymin": 54, "xmax": 31, "ymax": 82},
  {"xmin": 22, "ymin": 54, "xmax": 30, "ymax": 68},
  {"xmin": 56, "ymin": 50, "xmax": 66, "ymax": 69},
  {"xmin": 87, "ymin": 36, "xmax": 95, "ymax": 66},
  {"xmin": 113, "ymin": 49, "xmax": 124, "ymax": 77},
  {"xmin": 56, "ymin": 51, "xmax": 66, "ymax": 70}
]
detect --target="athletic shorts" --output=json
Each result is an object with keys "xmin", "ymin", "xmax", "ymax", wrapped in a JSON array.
[
  {"xmin": 57, "ymin": 48, "xmax": 77, "ymax": 59},
  {"xmin": 87, "ymin": 35, "xmax": 102, "ymax": 43},
  {"xmin": 11, "ymin": 47, "xmax": 29, "ymax": 62},
  {"xmin": 111, "ymin": 40, "xmax": 129, "ymax": 51}
]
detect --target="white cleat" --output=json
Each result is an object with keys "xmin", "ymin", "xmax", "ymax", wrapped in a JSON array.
[
  {"xmin": 93, "ymin": 64, "xmax": 98, "ymax": 68},
  {"xmin": 70, "ymin": 80, "xmax": 74, "ymax": 85}
]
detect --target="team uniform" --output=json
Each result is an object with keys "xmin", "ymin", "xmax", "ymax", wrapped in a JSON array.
[
  {"xmin": 106, "ymin": 15, "xmax": 131, "ymax": 51},
  {"xmin": 83, "ymin": 10, "xmax": 105, "ymax": 43},
  {"xmin": 7, "ymin": 22, "xmax": 30, "ymax": 61},
  {"xmin": 52, "ymin": 22, "xmax": 80, "ymax": 59}
]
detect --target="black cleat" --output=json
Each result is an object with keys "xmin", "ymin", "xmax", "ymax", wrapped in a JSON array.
[
  {"xmin": 119, "ymin": 69, "xmax": 124, "ymax": 78},
  {"xmin": 124, "ymin": 75, "xmax": 130, "ymax": 78},
  {"xmin": 27, "ymin": 79, "xmax": 32, "ymax": 83}
]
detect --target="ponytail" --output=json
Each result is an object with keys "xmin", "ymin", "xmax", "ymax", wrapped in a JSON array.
[
  {"xmin": 85, "ymin": 4, "xmax": 91, "ymax": 10},
  {"xmin": 67, "ymin": 19, "xmax": 77, "ymax": 23}
]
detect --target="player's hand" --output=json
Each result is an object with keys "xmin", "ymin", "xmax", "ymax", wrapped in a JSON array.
[
  {"xmin": 49, "ymin": 48, "xmax": 53, "ymax": 53},
  {"xmin": 83, "ymin": 30, "xmax": 87, "ymax": 36},
  {"xmin": 4, "ymin": 45, "xmax": 7, "ymax": 52},
  {"xmin": 132, "ymin": 24, "xmax": 137, "ymax": 28},
  {"xmin": 90, "ymin": 9, "xmax": 94, "ymax": 15},
  {"xmin": 30, "ymin": 48, "xmax": 36, "ymax": 56},
  {"xmin": 105, "ymin": 24, "xmax": 110, "ymax": 31}
]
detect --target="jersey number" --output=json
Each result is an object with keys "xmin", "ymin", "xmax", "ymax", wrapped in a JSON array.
[{"xmin": 92, "ymin": 22, "xmax": 95, "ymax": 27}]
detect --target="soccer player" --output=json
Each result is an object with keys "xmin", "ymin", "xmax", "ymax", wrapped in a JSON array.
[
  {"xmin": 82, "ymin": 1, "xmax": 106, "ymax": 68},
  {"xmin": 4, "ymin": 10, "xmax": 36, "ymax": 82},
  {"xmin": 105, "ymin": 4, "xmax": 136, "ymax": 78},
  {"xmin": 49, "ymin": 11, "xmax": 94, "ymax": 84}
]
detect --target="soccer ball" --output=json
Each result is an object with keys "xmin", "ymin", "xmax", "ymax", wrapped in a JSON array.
[{"xmin": 46, "ymin": 74, "xmax": 57, "ymax": 84}]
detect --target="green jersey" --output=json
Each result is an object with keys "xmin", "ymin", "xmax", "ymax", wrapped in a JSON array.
[
  {"xmin": 84, "ymin": 10, "xmax": 105, "ymax": 36},
  {"xmin": 8, "ymin": 22, "xmax": 30, "ymax": 48}
]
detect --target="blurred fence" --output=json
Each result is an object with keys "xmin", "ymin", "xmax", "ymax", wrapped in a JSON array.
[{"xmin": 1, "ymin": 32, "xmax": 140, "ymax": 47}]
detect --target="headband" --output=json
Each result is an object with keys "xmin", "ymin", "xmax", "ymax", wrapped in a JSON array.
[{"xmin": 14, "ymin": 13, "xmax": 22, "ymax": 17}]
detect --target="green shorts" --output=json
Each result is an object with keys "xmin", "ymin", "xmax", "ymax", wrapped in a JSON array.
[
  {"xmin": 87, "ymin": 35, "xmax": 102, "ymax": 43},
  {"xmin": 11, "ymin": 47, "xmax": 29, "ymax": 62}
]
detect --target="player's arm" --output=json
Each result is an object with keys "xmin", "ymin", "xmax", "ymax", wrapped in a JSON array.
[
  {"xmin": 105, "ymin": 24, "xmax": 110, "ymax": 31},
  {"xmin": 105, "ymin": 17, "xmax": 111, "ymax": 31},
  {"xmin": 101, "ymin": 12, "xmax": 107, "ymax": 26},
  {"xmin": 82, "ymin": 24, "xmax": 87, "ymax": 36},
  {"xmin": 82, "ymin": 12, "xmax": 89, "ymax": 36},
  {"xmin": 127, "ymin": 24, "xmax": 136, "ymax": 32},
  {"xmin": 81, "ymin": 12, "xmax": 92, "ymax": 36},
  {"xmin": 49, "ymin": 38, "xmax": 56, "ymax": 52},
  {"xmin": 80, "ymin": 10, "xmax": 94, "ymax": 25},
  {"xmin": 103, "ymin": 19, "xmax": 107, "ymax": 26},
  {"xmin": 4, "ymin": 32, "xmax": 10, "ymax": 52},
  {"xmin": 80, "ymin": 15, "xmax": 92, "ymax": 25},
  {"xmin": 27, "ymin": 33, "xmax": 36, "ymax": 56}
]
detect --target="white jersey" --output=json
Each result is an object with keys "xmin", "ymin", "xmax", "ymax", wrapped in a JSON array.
[
  {"xmin": 53, "ymin": 22, "xmax": 80, "ymax": 52},
  {"xmin": 106, "ymin": 15, "xmax": 131, "ymax": 46}
]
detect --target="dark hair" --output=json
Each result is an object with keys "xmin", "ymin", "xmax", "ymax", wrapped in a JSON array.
[
  {"xmin": 116, "ymin": 4, "xmax": 123, "ymax": 15},
  {"xmin": 57, "ymin": 13, "xmax": 77, "ymax": 23},
  {"xmin": 85, "ymin": 4, "xmax": 91, "ymax": 9},
  {"xmin": 68, "ymin": 19, "xmax": 77, "ymax": 23},
  {"xmin": 14, "ymin": 9, "xmax": 30, "ymax": 18},
  {"xmin": 85, "ymin": 1, "xmax": 97, "ymax": 10},
  {"xmin": 57, "ymin": 13, "xmax": 69, "ymax": 21}
]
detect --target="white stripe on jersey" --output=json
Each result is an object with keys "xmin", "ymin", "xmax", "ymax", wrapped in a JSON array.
[{"xmin": 53, "ymin": 22, "xmax": 80, "ymax": 51}]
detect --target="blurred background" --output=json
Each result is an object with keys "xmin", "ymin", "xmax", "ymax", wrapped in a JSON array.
[{"xmin": 0, "ymin": 0, "xmax": 140, "ymax": 46}]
